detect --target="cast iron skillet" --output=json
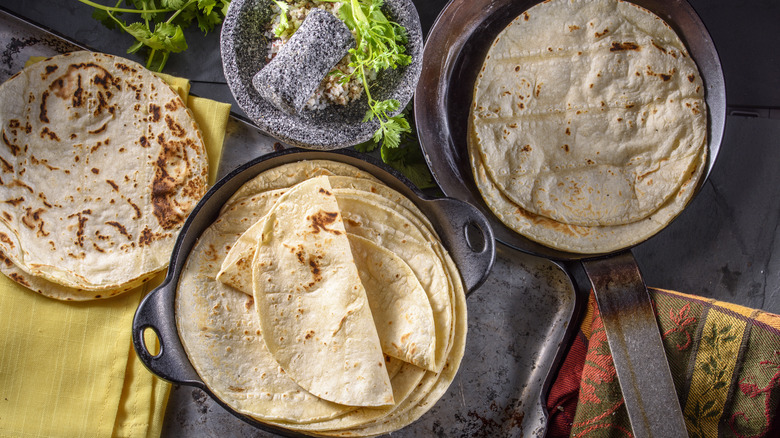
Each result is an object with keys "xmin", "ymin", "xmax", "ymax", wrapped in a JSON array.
[
  {"xmin": 131, "ymin": 148, "xmax": 495, "ymax": 437},
  {"xmin": 415, "ymin": 0, "xmax": 726, "ymax": 436}
]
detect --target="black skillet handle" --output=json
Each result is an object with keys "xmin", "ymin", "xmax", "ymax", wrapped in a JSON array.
[
  {"xmin": 132, "ymin": 279, "xmax": 205, "ymax": 387},
  {"xmin": 581, "ymin": 250, "xmax": 687, "ymax": 438},
  {"xmin": 422, "ymin": 197, "xmax": 496, "ymax": 294}
]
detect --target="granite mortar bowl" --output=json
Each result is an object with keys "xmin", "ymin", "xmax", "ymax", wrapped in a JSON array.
[
  {"xmin": 221, "ymin": 0, "xmax": 423, "ymax": 150},
  {"xmin": 131, "ymin": 149, "xmax": 495, "ymax": 436}
]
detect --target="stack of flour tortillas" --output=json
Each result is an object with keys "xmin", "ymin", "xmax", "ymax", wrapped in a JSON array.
[
  {"xmin": 0, "ymin": 51, "xmax": 208, "ymax": 299},
  {"xmin": 468, "ymin": 0, "xmax": 708, "ymax": 254},
  {"xmin": 175, "ymin": 160, "xmax": 466, "ymax": 436}
]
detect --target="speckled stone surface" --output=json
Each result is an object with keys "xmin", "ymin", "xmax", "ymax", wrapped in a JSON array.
[
  {"xmin": 221, "ymin": 0, "xmax": 423, "ymax": 149},
  {"xmin": 252, "ymin": 9, "xmax": 354, "ymax": 114}
]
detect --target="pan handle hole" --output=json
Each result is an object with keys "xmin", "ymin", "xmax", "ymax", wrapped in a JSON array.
[
  {"xmin": 464, "ymin": 220, "xmax": 487, "ymax": 253},
  {"xmin": 143, "ymin": 327, "xmax": 162, "ymax": 358}
]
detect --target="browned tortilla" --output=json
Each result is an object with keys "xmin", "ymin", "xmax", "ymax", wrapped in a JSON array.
[{"xmin": 0, "ymin": 51, "xmax": 208, "ymax": 296}]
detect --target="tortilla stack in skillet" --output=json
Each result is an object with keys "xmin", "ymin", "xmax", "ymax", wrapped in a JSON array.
[
  {"xmin": 468, "ymin": 0, "xmax": 707, "ymax": 253},
  {"xmin": 176, "ymin": 160, "xmax": 465, "ymax": 435}
]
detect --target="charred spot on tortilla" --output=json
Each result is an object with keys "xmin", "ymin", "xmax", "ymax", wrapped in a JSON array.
[
  {"xmin": 308, "ymin": 210, "xmax": 340, "ymax": 234},
  {"xmin": 149, "ymin": 103, "xmax": 161, "ymax": 122},
  {"xmin": 610, "ymin": 41, "xmax": 640, "ymax": 51}
]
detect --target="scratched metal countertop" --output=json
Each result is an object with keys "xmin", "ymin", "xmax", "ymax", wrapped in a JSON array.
[{"xmin": 0, "ymin": 0, "xmax": 778, "ymax": 437}]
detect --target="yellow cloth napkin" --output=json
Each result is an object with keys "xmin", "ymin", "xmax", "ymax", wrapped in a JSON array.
[{"xmin": 0, "ymin": 70, "xmax": 231, "ymax": 438}]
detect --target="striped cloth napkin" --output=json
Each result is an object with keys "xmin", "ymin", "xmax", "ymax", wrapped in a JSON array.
[
  {"xmin": 546, "ymin": 288, "xmax": 780, "ymax": 438},
  {"xmin": 0, "ymin": 71, "xmax": 231, "ymax": 438}
]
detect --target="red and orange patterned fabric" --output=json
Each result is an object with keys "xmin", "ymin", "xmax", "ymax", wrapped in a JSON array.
[{"xmin": 547, "ymin": 288, "xmax": 780, "ymax": 437}]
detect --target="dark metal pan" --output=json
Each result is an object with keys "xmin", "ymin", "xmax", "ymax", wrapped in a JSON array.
[
  {"xmin": 414, "ymin": 0, "xmax": 726, "ymax": 436},
  {"xmin": 131, "ymin": 148, "xmax": 495, "ymax": 436}
]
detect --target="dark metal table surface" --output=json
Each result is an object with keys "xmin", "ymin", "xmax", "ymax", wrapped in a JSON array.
[{"xmin": 0, "ymin": 0, "xmax": 778, "ymax": 437}]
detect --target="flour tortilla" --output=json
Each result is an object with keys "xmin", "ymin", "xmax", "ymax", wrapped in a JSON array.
[
  {"xmin": 250, "ymin": 176, "xmax": 394, "ymax": 407},
  {"xmin": 220, "ymin": 159, "xmax": 380, "ymax": 214},
  {"xmin": 177, "ymin": 210, "xmax": 359, "ymax": 423},
  {"xmin": 218, "ymin": 225, "xmax": 438, "ymax": 372},
  {"xmin": 0, "ymin": 51, "xmax": 208, "ymax": 293},
  {"xmin": 470, "ymin": 0, "xmax": 707, "ymax": 227},
  {"xmin": 219, "ymin": 171, "xmax": 453, "ymax": 373},
  {"xmin": 177, "ymin": 177, "xmax": 426, "ymax": 424},
  {"xmin": 179, "ymin": 160, "xmax": 465, "ymax": 433},
  {"xmin": 0, "ymin": 250, "xmax": 158, "ymax": 300},
  {"xmin": 210, "ymin": 172, "xmax": 437, "ymax": 429},
  {"xmin": 469, "ymin": 116, "xmax": 706, "ymax": 253}
]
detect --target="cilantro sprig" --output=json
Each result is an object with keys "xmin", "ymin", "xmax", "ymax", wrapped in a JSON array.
[
  {"xmin": 355, "ymin": 104, "xmax": 434, "ymax": 189},
  {"xmin": 79, "ymin": 0, "xmax": 231, "ymax": 72},
  {"xmin": 335, "ymin": 0, "xmax": 412, "ymax": 152},
  {"xmin": 270, "ymin": 0, "xmax": 291, "ymax": 37},
  {"xmin": 336, "ymin": 0, "xmax": 433, "ymax": 186}
]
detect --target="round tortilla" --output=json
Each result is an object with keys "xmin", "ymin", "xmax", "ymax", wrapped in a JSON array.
[
  {"xmin": 0, "ymin": 250, "xmax": 159, "ymax": 300},
  {"xmin": 177, "ymin": 176, "xmax": 429, "ymax": 424},
  {"xmin": 217, "ymin": 164, "xmax": 453, "ymax": 376},
  {"xmin": 220, "ymin": 159, "xmax": 380, "ymax": 214},
  {"xmin": 176, "ymin": 211, "xmax": 360, "ymax": 423},
  {"xmin": 0, "ymin": 51, "xmax": 208, "ymax": 293},
  {"xmin": 250, "ymin": 176, "xmax": 395, "ymax": 407},
  {"xmin": 470, "ymin": 0, "xmax": 707, "ymax": 227},
  {"xmin": 177, "ymin": 160, "xmax": 465, "ymax": 433},
  {"xmin": 469, "ymin": 120, "xmax": 706, "ymax": 253}
]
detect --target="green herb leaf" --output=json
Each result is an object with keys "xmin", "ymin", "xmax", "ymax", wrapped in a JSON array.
[
  {"xmin": 358, "ymin": 104, "xmax": 434, "ymax": 189},
  {"xmin": 196, "ymin": 9, "xmax": 224, "ymax": 33},
  {"xmin": 162, "ymin": 0, "xmax": 189, "ymax": 9},
  {"xmin": 333, "ymin": 0, "xmax": 412, "ymax": 149},
  {"xmin": 271, "ymin": 0, "xmax": 291, "ymax": 37},
  {"xmin": 379, "ymin": 118, "xmax": 403, "ymax": 149},
  {"xmin": 79, "ymin": 0, "xmax": 230, "ymax": 72},
  {"xmin": 124, "ymin": 22, "xmax": 154, "ymax": 48}
]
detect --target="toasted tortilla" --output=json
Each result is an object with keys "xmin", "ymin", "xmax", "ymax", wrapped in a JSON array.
[
  {"xmin": 177, "ymin": 177, "xmax": 427, "ymax": 424},
  {"xmin": 468, "ymin": 119, "xmax": 706, "ymax": 253},
  {"xmin": 0, "ymin": 51, "xmax": 208, "ymax": 293},
  {"xmin": 178, "ymin": 160, "xmax": 465, "ymax": 433},
  {"xmin": 470, "ymin": 0, "xmax": 707, "ymax": 227},
  {"xmin": 177, "ymin": 208, "xmax": 361, "ymax": 423},
  {"xmin": 218, "ymin": 173, "xmax": 451, "ymax": 373},
  {"xmin": 0, "ymin": 252, "xmax": 158, "ymax": 300},
  {"xmin": 218, "ymin": 225, "xmax": 438, "ymax": 373},
  {"xmin": 250, "ymin": 176, "xmax": 394, "ymax": 407}
]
